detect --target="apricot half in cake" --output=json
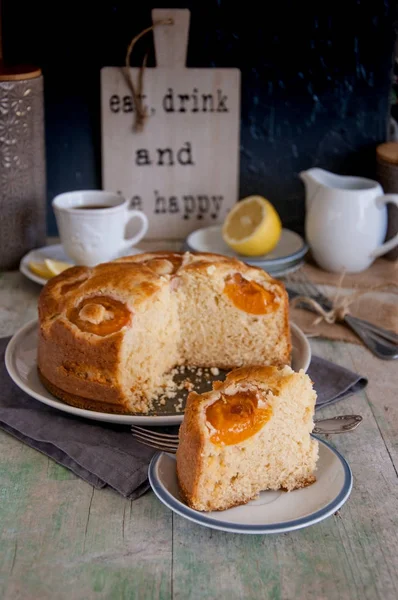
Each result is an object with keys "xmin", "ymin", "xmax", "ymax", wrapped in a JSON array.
[{"xmin": 176, "ymin": 365, "xmax": 319, "ymax": 511}]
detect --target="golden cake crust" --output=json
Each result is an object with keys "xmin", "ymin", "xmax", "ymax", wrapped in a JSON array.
[
  {"xmin": 37, "ymin": 251, "xmax": 291, "ymax": 414},
  {"xmin": 37, "ymin": 368, "xmax": 134, "ymax": 414}
]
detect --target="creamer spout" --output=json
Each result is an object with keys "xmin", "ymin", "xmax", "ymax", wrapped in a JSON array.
[{"xmin": 299, "ymin": 168, "xmax": 325, "ymax": 211}]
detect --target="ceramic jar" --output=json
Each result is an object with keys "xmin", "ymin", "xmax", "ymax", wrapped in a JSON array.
[
  {"xmin": 376, "ymin": 141, "xmax": 398, "ymax": 261},
  {"xmin": 0, "ymin": 65, "xmax": 46, "ymax": 270}
]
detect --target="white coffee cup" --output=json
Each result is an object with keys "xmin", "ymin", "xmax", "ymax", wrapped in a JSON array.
[{"xmin": 52, "ymin": 190, "xmax": 148, "ymax": 266}]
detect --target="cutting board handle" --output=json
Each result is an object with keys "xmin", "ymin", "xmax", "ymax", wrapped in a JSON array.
[{"xmin": 152, "ymin": 8, "xmax": 190, "ymax": 69}]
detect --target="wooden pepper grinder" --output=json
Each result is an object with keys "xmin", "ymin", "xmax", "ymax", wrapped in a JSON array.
[
  {"xmin": 0, "ymin": 8, "xmax": 46, "ymax": 270},
  {"xmin": 376, "ymin": 141, "xmax": 398, "ymax": 261}
]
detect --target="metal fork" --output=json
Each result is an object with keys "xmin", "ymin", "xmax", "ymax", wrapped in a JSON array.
[
  {"xmin": 285, "ymin": 270, "xmax": 398, "ymax": 343},
  {"xmin": 284, "ymin": 270, "xmax": 398, "ymax": 360},
  {"xmin": 131, "ymin": 415, "xmax": 363, "ymax": 453}
]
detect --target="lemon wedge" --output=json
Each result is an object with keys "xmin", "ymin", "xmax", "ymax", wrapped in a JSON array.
[
  {"xmin": 222, "ymin": 195, "xmax": 282, "ymax": 256},
  {"xmin": 44, "ymin": 258, "xmax": 73, "ymax": 276},
  {"xmin": 28, "ymin": 258, "xmax": 72, "ymax": 280},
  {"xmin": 28, "ymin": 261, "xmax": 53, "ymax": 279}
]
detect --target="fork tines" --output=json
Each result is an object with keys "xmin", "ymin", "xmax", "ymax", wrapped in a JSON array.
[
  {"xmin": 131, "ymin": 425, "xmax": 179, "ymax": 453},
  {"xmin": 284, "ymin": 269, "xmax": 332, "ymax": 308}
]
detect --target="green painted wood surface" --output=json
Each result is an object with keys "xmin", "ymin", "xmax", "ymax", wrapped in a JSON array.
[{"xmin": 0, "ymin": 245, "xmax": 397, "ymax": 600}]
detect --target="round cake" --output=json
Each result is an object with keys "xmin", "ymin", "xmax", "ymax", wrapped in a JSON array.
[{"xmin": 37, "ymin": 251, "xmax": 291, "ymax": 414}]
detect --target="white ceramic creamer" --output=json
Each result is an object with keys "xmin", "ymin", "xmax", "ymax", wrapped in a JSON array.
[{"xmin": 300, "ymin": 168, "xmax": 398, "ymax": 272}]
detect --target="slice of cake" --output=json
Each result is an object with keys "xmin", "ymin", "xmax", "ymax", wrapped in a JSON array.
[{"xmin": 176, "ymin": 365, "xmax": 319, "ymax": 511}]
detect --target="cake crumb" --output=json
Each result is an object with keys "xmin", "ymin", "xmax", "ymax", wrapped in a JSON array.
[{"xmin": 174, "ymin": 399, "xmax": 184, "ymax": 412}]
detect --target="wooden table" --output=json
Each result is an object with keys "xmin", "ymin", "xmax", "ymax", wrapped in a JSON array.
[{"xmin": 1, "ymin": 241, "xmax": 397, "ymax": 600}]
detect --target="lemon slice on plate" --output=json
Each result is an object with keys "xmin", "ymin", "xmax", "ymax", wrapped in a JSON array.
[
  {"xmin": 28, "ymin": 258, "xmax": 72, "ymax": 280},
  {"xmin": 28, "ymin": 261, "xmax": 53, "ymax": 279},
  {"xmin": 222, "ymin": 195, "xmax": 282, "ymax": 256},
  {"xmin": 44, "ymin": 258, "xmax": 73, "ymax": 276}
]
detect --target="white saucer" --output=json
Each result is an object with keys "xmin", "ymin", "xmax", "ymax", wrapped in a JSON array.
[
  {"xmin": 185, "ymin": 226, "xmax": 309, "ymax": 268},
  {"xmin": 5, "ymin": 320, "xmax": 310, "ymax": 426},
  {"xmin": 264, "ymin": 258, "xmax": 305, "ymax": 278},
  {"xmin": 20, "ymin": 244, "xmax": 143, "ymax": 286},
  {"xmin": 181, "ymin": 241, "xmax": 305, "ymax": 278},
  {"xmin": 148, "ymin": 438, "xmax": 353, "ymax": 534}
]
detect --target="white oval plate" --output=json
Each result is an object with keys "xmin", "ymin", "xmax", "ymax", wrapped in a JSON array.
[
  {"xmin": 148, "ymin": 438, "xmax": 352, "ymax": 534},
  {"xmin": 4, "ymin": 320, "xmax": 310, "ymax": 426},
  {"xmin": 20, "ymin": 244, "xmax": 143, "ymax": 286},
  {"xmin": 185, "ymin": 226, "xmax": 309, "ymax": 267}
]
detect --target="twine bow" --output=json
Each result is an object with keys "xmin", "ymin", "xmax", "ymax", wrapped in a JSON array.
[
  {"xmin": 290, "ymin": 295, "xmax": 351, "ymax": 325},
  {"xmin": 122, "ymin": 18, "xmax": 174, "ymax": 132},
  {"xmin": 290, "ymin": 271, "xmax": 398, "ymax": 327}
]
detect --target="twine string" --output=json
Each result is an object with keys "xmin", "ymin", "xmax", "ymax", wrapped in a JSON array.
[
  {"xmin": 290, "ymin": 295, "xmax": 351, "ymax": 325},
  {"xmin": 123, "ymin": 18, "xmax": 174, "ymax": 132},
  {"xmin": 290, "ymin": 276, "xmax": 398, "ymax": 327}
]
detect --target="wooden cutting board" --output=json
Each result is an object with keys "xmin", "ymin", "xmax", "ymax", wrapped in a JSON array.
[{"xmin": 100, "ymin": 8, "xmax": 241, "ymax": 239}]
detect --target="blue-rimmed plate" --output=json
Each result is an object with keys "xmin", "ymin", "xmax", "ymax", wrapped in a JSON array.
[{"xmin": 148, "ymin": 437, "xmax": 352, "ymax": 534}]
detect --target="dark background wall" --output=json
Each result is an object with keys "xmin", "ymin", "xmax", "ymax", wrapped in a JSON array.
[{"xmin": 2, "ymin": 0, "xmax": 397, "ymax": 236}]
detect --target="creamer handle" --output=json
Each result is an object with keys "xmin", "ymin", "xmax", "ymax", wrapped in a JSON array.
[{"xmin": 370, "ymin": 195, "xmax": 398, "ymax": 257}]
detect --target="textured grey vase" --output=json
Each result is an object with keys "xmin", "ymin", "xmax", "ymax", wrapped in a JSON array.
[{"xmin": 0, "ymin": 66, "xmax": 46, "ymax": 270}]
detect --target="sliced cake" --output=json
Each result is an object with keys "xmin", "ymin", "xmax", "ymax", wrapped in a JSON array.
[
  {"xmin": 37, "ymin": 251, "xmax": 291, "ymax": 414},
  {"xmin": 176, "ymin": 365, "xmax": 319, "ymax": 511}
]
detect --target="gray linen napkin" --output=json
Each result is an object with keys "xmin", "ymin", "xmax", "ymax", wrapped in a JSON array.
[
  {"xmin": 0, "ymin": 337, "xmax": 155, "ymax": 498},
  {"xmin": 0, "ymin": 336, "xmax": 367, "ymax": 498},
  {"xmin": 308, "ymin": 355, "xmax": 368, "ymax": 408}
]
